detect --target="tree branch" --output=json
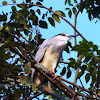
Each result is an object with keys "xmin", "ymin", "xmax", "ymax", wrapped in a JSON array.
[
  {"xmin": 27, "ymin": 92, "xmax": 43, "ymax": 100},
  {"xmin": 42, "ymin": 86, "xmax": 66, "ymax": 100}
]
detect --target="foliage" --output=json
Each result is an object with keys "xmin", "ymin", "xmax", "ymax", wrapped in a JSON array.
[{"xmin": 0, "ymin": 0, "xmax": 100, "ymax": 100}]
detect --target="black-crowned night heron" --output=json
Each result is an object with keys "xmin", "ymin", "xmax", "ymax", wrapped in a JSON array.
[{"xmin": 31, "ymin": 33, "xmax": 78, "ymax": 92}]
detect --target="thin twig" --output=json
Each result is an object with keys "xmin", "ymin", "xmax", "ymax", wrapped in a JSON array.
[
  {"xmin": 27, "ymin": 92, "xmax": 43, "ymax": 100},
  {"xmin": 73, "ymin": 0, "xmax": 83, "ymax": 91},
  {"xmin": 60, "ymin": 60, "xmax": 69, "ymax": 64}
]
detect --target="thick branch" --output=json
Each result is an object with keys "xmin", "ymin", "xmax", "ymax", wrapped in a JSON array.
[
  {"xmin": 31, "ymin": 62, "xmax": 73, "ymax": 99},
  {"xmin": 42, "ymin": 86, "xmax": 66, "ymax": 100},
  {"xmin": 27, "ymin": 92, "xmax": 43, "ymax": 100},
  {"xmin": 61, "ymin": 78, "xmax": 100, "ymax": 98}
]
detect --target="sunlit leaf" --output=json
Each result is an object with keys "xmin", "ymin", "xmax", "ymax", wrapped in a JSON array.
[
  {"xmin": 65, "ymin": 0, "xmax": 67, "ymax": 5},
  {"xmin": 24, "ymin": 62, "xmax": 31, "ymax": 74},
  {"xmin": 29, "ymin": 33, "xmax": 32, "ymax": 41},
  {"xmin": 55, "ymin": 10, "xmax": 66, "ymax": 17},
  {"xmin": 25, "ymin": 75, "xmax": 31, "ymax": 86},
  {"xmin": 20, "ymin": 74, "xmax": 26, "ymax": 85},
  {"xmin": 32, "ymin": 83, "xmax": 37, "ymax": 93},
  {"xmin": 52, "ymin": 14, "xmax": 60, "ymax": 23},
  {"xmin": 12, "ymin": 0, "xmax": 16, "ymax": 3},
  {"xmin": 2, "ymin": 1, "xmax": 7, "ymax": 5}
]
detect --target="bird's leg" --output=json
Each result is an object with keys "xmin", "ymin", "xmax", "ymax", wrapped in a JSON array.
[{"xmin": 50, "ymin": 69, "xmax": 59, "ymax": 80}]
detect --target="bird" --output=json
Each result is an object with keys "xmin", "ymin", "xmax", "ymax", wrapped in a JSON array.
[{"xmin": 31, "ymin": 33, "xmax": 79, "ymax": 92}]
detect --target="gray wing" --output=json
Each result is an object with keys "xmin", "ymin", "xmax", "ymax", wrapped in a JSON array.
[
  {"xmin": 31, "ymin": 39, "xmax": 52, "ymax": 83},
  {"xmin": 35, "ymin": 39, "xmax": 52, "ymax": 62}
]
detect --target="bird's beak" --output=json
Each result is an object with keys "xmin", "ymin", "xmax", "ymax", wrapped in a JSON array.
[{"xmin": 68, "ymin": 34, "xmax": 79, "ymax": 39}]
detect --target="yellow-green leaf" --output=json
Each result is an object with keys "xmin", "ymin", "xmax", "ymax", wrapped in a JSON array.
[
  {"xmin": 25, "ymin": 75, "xmax": 31, "ymax": 86},
  {"xmin": 24, "ymin": 62, "xmax": 31, "ymax": 74},
  {"xmin": 12, "ymin": 0, "xmax": 16, "ymax": 3},
  {"xmin": 52, "ymin": 14, "xmax": 60, "ymax": 23},
  {"xmin": 55, "ymin": 10, "xmax": 66, "ymax": 17},
  {"xmin": 0, "ymin": 26, "xmax": 3, "ymax": 31},
  {"xmin": 2, "ymin": 1, "xmax": 7, "ymax": 5},
  {"xmin": 20, "ymin": 74, "xmax": 26, "ymax": 85},
  {"xmin": 32, "ymin": 83, "xmax": 37, "ymax": 93},
  {"xmin": 29, "ymin": 33, "xmax": 32, "ymax": 41}
]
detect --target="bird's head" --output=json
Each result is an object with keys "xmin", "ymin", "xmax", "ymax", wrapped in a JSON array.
[{"xmin": 54, "ymin": 33, "xmax": 79, "ymax": 41}]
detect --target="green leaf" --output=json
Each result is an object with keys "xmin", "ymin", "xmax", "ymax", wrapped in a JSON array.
[
  {"xmin": 65, "ymin": 46, "xmax": 70, "ymax": 53},
  {"xmin": 48, "ymin": 17, "xmax": 55, "ymax": 27},
  {"xmin": 20, "ymin": 74, "xmax": 26, "ymax": 85},
  {"xmin": 29, "ymin": 33, "xmax": 32, "ymax": 41},
  {"xmin": 72, "ymin": 7, "xmax": 76, "ymax": 14},
  {"xmin": 74, "ymin": 0, "xmax": 77, "ymax": 3},
  {"xmin": 11, "ymin": 6, "xmax": 16, "ymax": 12},
  {"xmin": 67, "ymin": 41, "xmax": 72, "ymax": 48},
  {"xmin": 36, "ymin": 2, "xmax": 42, "ymax": 5},
  {"xmin": 97, "ymin": 50, "xmax": 100, "ymax": 55},
  {"xmin": 32, "ymin": 83, "xmax": 37, "ymax": 93},
  {"xmin": 93, "ymin": 45, "xmax": 98, "ymax": 51},
  {"xmin": 55, "ymin": 10, "xmax": 66, "ymax": 17},
  {"xmin": 68, "ymin": 58, "xmax": 75, "ymax": 62},
  {"xmin": 39, "ymin": 20, "xmax": 48, "ymax": 28},
  {"xmin": 84, "ymin": 56, "xmax": 92, "ymax": 63},
  {"xmin": 12, "ymin": 0, "xmax": 16, "ymax": 3},
  {"xmin": 68, "ymin": 10, "xmax": 72, "ymax": 18},
  {"xmin": 0, "ymin": 14, "xmax": 7, "ymax": 21},
  {"xmin": 42, "ymin": 14, "xmax": 45, "ymax": 19},
  {"xmin": 81, "ymin": 65, "xmax": 87, "ymax": 71},
  {"xmin": 65, "ymin": 8, "xmax": 70, "ymax": 10},
  {"xmin": 39, "ymin": 0, "xmax": 43, "ymax": 2},
  {"xmin": 52, "ymin": 14, "xmax": 60, "ymax": 23},
  {"xmin": 88, "ymin": 41, "xmax": 93, "ymax": 48},
  {"xmin": 25, "ymin": 75, "xmax": 31, "ymax": 86},
  {"xmin": 32, "ymin": 15, "xmax": 38, "ymax": 25},
  {"xmin": 2, "ymin": 1, "xmax": 7, "ymax": 5},
  {"xmin": 60, "ymin": 67, "xmax": 66, "ymax": 76},
  {"xmin": 67, "ymin": 69, "xmax": 71, "ymax": 78},
  {"xmin": 24, "ymin": 62, "xmax": 31, "ymax": 74},
  {"xmin": 65, "ymin": 0, "xmax": 67, "ymax": 5},
  {"xmin": 77, "ymin": 71, "xmax": 84, "ymax": 79},
  {"xmin": 89, "ymin": 67, "xmax": 94, "ymax": 74},
  {"xmin": 36, "ymin": 9, "xmax": 41, "ymax": 15},
  {"xmin": 85, "ymin": 73, "xmax": 90, "ymax": 83},
  {"xmin": 68, "ymin": 0, "xmax": 71, "ymax": 5},
  {"xmin": 88, "ymin": 13, "xmax": 91, "ymax": 21}
]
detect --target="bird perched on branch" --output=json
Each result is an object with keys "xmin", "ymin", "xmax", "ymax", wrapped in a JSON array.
[{"xmin": 31, "ymin": 33, "xmax": 79, "ymax": 92}]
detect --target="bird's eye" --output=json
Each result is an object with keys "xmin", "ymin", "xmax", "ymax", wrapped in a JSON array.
[{"xmin": 61, "ymin": 33, "xmax": 66, "ymax": 36}]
